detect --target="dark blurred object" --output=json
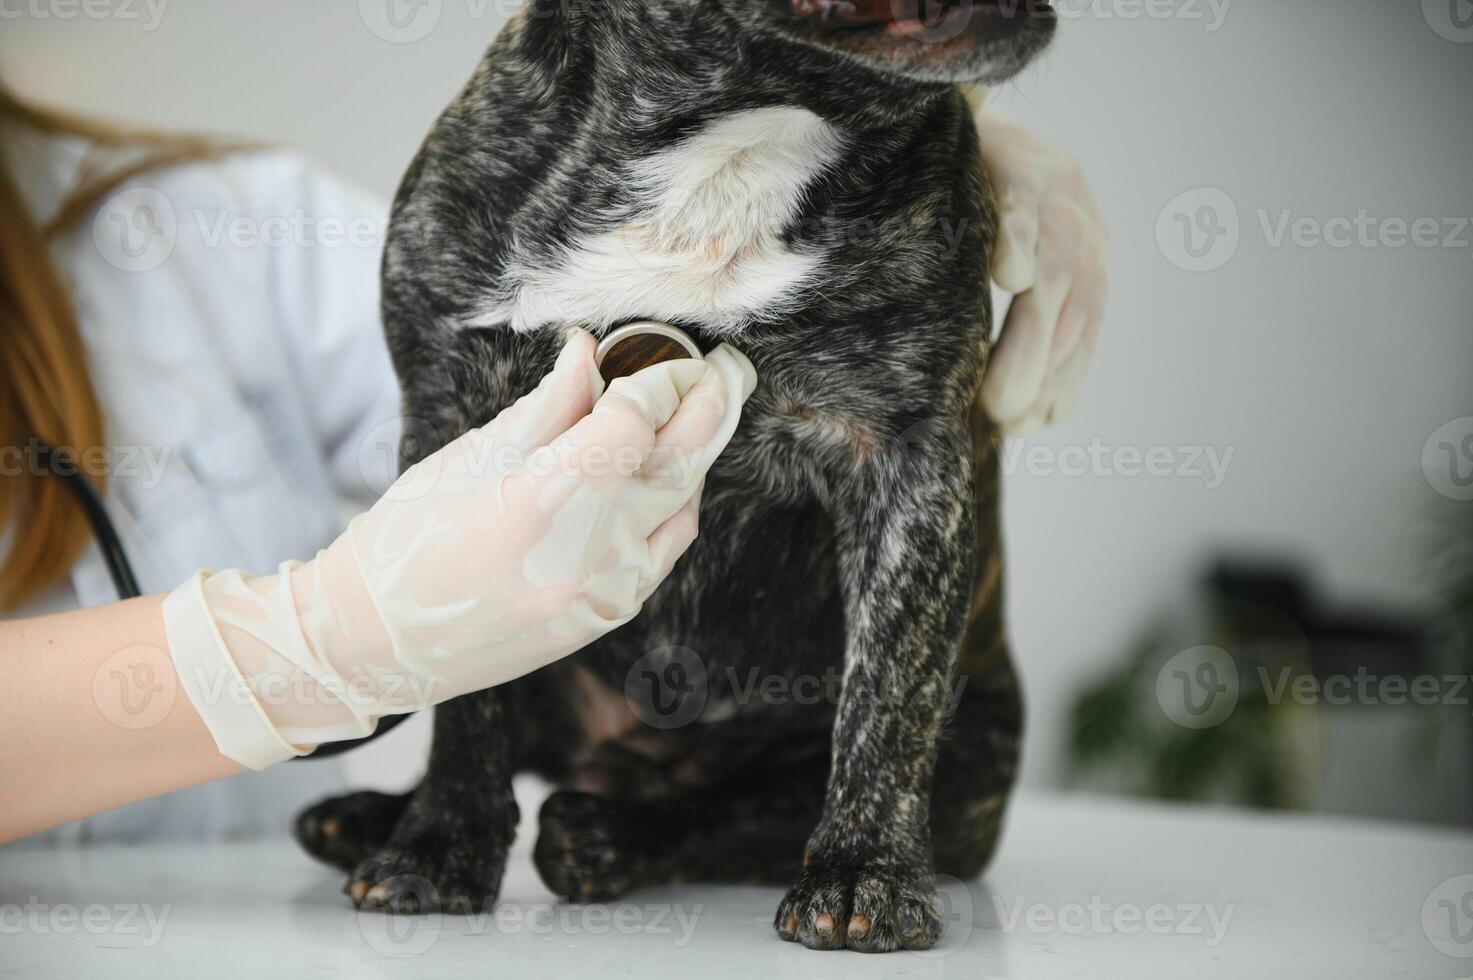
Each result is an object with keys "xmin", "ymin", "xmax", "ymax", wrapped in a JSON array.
[
  {"xmin": 1066, "ymin": 556, "xmax": 1462, "ymax": 818},
  {"xmin": 1206, "ymin": 561, "xmax": 1428, "ymax": 681}
]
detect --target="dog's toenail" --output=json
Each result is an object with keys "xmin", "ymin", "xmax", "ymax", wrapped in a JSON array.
[
  {"xmin": 899, "ymin": 910, "xmax": 920, "ymax": 937},
  {"xmin": 366, "ymin": 885, "xmax": 389, "ymax": 903},
  {"xmin": 783, "ymin": 912, "xmax": 798, "ymax": 935},
  {"xmin": 349, "ymin": 881, "xmax": 370, "ymax": 902},
  {"xmin": 321, "ymin": 818, "xmax": 340, "ymax": 838},
  {"xmin": 815, "ymin": 912, "xmax": 836, "ymax": 936},
  {"xmin": 848, "ymin": 914, "xmax": 870, "ymax": 938}
]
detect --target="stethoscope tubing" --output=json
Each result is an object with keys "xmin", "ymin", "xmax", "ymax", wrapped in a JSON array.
[{"xmin": 35, "ymin": 441, "xmax": 401, "ymax": 759}]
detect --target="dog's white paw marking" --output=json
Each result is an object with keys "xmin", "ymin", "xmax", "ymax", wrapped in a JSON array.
[{"xmin": 479, "ymin": 106, "xmax": 842, "ymax": 336}]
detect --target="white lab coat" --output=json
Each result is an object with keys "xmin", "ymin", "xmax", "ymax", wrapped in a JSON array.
[{"xmin": 3, "ymin": 127, "xmax": 404, "ymax": 843}]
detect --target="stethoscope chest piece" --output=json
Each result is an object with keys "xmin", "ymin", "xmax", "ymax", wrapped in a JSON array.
[{"xmin": 593, "ymin": 322, "xmax": 703, "ymax": 385}]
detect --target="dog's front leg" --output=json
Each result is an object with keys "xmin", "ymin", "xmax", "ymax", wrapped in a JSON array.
[
  {"xmin": 346, "ymin": 690, "xmax": 519, "ymax": 914},
  {"xmin": 774, "ymin": 417, "xmax": 976, "ymax": 953}
]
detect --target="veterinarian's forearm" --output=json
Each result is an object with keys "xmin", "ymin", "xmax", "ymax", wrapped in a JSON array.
[{"xmin": 0, "ymin": 594, "xmax": 242, "ymax": 844}]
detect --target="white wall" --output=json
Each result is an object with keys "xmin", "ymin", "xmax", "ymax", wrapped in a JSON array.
[{"xmin": 5, "ymin": 0, "xmax": 1470, "ymax": 795}]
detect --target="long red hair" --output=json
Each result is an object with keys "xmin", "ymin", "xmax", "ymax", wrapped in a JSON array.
[{"xmin": 0, "ymin": 87, "xmax": 219, "ymax": 609}]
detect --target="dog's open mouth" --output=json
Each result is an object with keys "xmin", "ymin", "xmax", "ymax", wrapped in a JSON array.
[
  {"xmin": 791, "ymin": 0, "xmax": 1050, "ymax": 35},
  {"xmin": 780, "ymin": 0, "xmax": 1055, "ymax": 76}
]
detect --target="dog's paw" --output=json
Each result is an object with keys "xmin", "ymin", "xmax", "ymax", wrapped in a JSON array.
[
  {"xmin": 347, "ymin": 836, "xmax": 507, "ymax": 915},
  {"xmin": 294, "ymin": 791, "xmax": 408, "ymax": 872},
  {"xmin": 774, "ymin": 861, "xmax": 941, "ymax": 953},
  {"xmin": 533, "ymin": 791, "xmax": 645, "ymax": 902}
]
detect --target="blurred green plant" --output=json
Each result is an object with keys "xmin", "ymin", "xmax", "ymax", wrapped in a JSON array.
[{"xmin": 1066, "ymin": 635, "xmax": 1300, "ymax": 808}]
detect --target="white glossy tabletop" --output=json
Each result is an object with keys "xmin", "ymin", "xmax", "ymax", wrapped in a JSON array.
[{"xmin": 3, "ymin": 789, "xmax": 1469, "ymax": 979}]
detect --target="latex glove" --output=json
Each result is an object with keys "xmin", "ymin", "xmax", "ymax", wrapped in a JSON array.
[
  {"xmin": 977, "ymin": 107, "xmax": 1109, "ymax": 436},
  {"xmin": 162, "ymin": 329, "xmax": 757, "ymax": 769}
]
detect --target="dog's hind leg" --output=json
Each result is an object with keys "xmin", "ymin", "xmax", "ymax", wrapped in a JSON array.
[
  {"xmin": 295, "ymin": 790, "xmax": 413, "ymax": 872},
  {"xmin": 534, "ymin": 756, "xmax": 828, "ymax": 901}
]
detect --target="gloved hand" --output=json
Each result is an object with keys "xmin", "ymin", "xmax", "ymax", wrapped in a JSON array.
[
  {"xmin": 162, "ymin": 328, "xmax": 756, "ymax": 769},
  {"xmin": 977, "ymin": 106, "xmax": 1109, "ymax": 436}
]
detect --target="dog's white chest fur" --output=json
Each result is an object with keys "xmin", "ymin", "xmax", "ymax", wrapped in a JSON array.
[{"xmin": 480, "ymin": 106, "xmax": 842, "ymax": 335}]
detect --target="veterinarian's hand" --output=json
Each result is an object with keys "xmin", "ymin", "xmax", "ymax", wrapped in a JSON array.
[
  {"xmin": 977, "ymin": 107, "xmax": 1108, "ymax": 435},
  {"xmin": 161, "ymin": 329, "xmax": 757, "ymax": 769}
]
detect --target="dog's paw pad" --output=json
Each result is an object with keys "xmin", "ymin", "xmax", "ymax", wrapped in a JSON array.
[
  {"xmin": 533, "ymin": 791, "xmax": 643, "ymax": 902},
  {"xmin": 774, "ymin": 863, "xmax": 940, "ymax": 953},
  {"xmin": 348, "ymin": 841, "xmax": 504, "ymax": 916},
  {"xmin": 294, "ymin": 791, "xmax": 406, "ymax": 872}
]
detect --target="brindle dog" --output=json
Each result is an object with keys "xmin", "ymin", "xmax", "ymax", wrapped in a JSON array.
[{"xmin": 295, "ymin": 0, "xmax": 1055, "ymax": 953}]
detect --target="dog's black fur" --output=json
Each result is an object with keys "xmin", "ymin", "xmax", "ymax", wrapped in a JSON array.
[{"xmin": 295, "ymin": 0, "xmax": 1054, "ymax": 953}]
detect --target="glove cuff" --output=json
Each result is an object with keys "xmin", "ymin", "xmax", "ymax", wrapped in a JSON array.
[{"xmin": 161, "ymin": 570, "xmax": 306, "ymax": 770}]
